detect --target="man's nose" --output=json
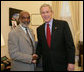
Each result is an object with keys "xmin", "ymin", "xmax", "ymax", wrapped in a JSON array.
[
  {"xmin": 25, "ymin": 18, "xmax": 28, "ymax": 21},
  {"xmin": 44, "ymin": 12, "xmax": 48, "ymax": 16}
]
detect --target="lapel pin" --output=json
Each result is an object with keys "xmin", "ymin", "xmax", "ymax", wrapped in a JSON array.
[{"xmin": 55, "ymin": 27, "xmax": 57, "ymax": 30}]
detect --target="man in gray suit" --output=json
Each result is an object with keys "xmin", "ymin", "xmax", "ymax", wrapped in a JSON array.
[{"xmin": 8, "ymin": 11, "xmax": 38, "ymax": 71}]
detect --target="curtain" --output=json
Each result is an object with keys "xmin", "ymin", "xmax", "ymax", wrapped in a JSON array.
[
  {"xmin": 69, "ymin": 1, "xmax": 80, "ymax": 51},
  {"xmin": 52, "ymin": 1, "xmax": 63, "ymax": 19},
  {"xmin": 60, "ymin": 1, "xmax": 75, "ymax": 40},
  {"xmin": 52, "ymin": 1, "xmax": 81, "ymax": 55}
]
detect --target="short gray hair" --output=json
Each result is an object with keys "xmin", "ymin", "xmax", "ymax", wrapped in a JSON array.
[{"xmin": 40, "ymin": 4, "xmax": 53, "ymax": 13}]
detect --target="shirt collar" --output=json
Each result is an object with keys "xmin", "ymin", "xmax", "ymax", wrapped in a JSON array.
[
  {"xmin": 45, "ymin": 18, "xmax": 53, "ymax": 26},
  {"xmin": 20, "ymin": 24, "xmax": 26, "ymax": 31}
]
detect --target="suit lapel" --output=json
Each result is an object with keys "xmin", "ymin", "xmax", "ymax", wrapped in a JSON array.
[
  {"xmin": 42, "ymin": 23, "xmax": 49, "ymax": 48},
  {"xmin": 52, "ymin": 19, "xmax": 58, "ymax": 35},
  {"xmin": 51, "ymin": 19, "xmax": 58, "ymax": 47},
  {"xmin": 42, "ymin": 19, "xmax": 58, "ymax": 48},
  {"xmin": 42, "ymin": 24, "xmax": 46, "ymax": 40},
  {"xmin": 17, "ymin": 25, "xmax": 32, "ymax": 45},
  {"xmin": 28, "ymin": 29, "xmax": 35, "ymax": 48}
]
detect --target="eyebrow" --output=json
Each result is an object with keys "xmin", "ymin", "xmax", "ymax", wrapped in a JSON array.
[{"xmin": 21, "ymin": 16, "xmax": 30, "ymax": 19}]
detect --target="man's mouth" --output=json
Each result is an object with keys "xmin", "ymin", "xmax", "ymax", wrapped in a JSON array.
[
  {"xmin": 23, "ymin": 21, "xmax": 30, "ymax": 24},
  {"xmin": 44, "ymin": 16, "xmax": 49, "ymax": 20}
]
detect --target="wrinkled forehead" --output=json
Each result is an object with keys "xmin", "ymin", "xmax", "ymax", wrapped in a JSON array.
[
  {"xmin": 40, "ymin": 6, "xmax": 52, "ymax": 13},
  {"xmin": 19, "ymin": 11, "xmax": 30, "ymax": 18},
  {"xmin": 41, "ymin": 6, "xmax": 50, "ymax": 11}
]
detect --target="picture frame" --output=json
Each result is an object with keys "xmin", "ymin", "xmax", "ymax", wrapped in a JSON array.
[
  {"xmin": 31, "ymin": 14, "xmax": 43, "ymax": 26},
  {"xmin": 9, "ymin": 8, "xmax": 22, "ymax": 28}
]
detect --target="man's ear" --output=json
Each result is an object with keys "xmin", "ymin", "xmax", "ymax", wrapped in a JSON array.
[
  {"xmin": 52, "ymin": 11, "xmax": 54, "ymax": 18},
  {"xmin": 18, "ymin": 18, "xmax": 21, "ymax": 23}
]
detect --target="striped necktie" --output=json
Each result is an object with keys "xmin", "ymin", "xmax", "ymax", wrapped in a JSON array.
[{"xmin": 25, "ymin": 28, "xmax": 34, "ymax": 54}]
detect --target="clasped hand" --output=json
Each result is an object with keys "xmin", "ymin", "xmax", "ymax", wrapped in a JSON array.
[{"xmin": 32, "ymin": 54, "xmax": 38, "ymax": 64}]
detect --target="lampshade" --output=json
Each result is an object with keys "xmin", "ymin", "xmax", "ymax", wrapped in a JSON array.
[{"xmin": 1, "ymin": 33, "xmax": 5, "ymax": 46}]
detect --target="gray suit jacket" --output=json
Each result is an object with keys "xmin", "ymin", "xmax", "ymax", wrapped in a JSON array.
[{"xmin": 8, "ymin": 25, "xmax": 36, "ymax": 71}]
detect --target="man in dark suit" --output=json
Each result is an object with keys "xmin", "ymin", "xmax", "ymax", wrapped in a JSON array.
[{"xmin": 36, "ymin": 4, "xmax": 75, "ymax": 71}]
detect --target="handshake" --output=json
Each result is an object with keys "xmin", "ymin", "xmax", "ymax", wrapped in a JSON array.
[{"xmin": 32, "ymin": 54, "xmax": 38, "ymax": 64}]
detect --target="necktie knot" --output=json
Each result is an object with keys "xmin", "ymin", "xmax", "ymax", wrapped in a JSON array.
[
  {"xmin": 25, "ymin": 27, "xmax": 27, "ymax": 31},
  {"xmin": 25, "ymin": 27, "xmax": 34, "ymax": 54},
  {"xmin": 47, "ymin": 23, "xmax": 49, "ymax": 27}
]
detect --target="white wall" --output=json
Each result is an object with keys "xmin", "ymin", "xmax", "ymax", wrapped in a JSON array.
[{"xmin": 1, "ymin": 1, "xmax": 52, "ymax": 58}]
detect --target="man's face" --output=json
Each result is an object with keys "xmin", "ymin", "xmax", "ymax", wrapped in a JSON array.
[
  {"xmin": 20, "ymin": 13, "xmax": 30, "ymax": 27},
  {"xmin": 40, "ymin": 6, "xmax": 53, "ymax": 23}
]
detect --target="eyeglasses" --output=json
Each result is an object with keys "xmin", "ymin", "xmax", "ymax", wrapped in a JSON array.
[{"xmin": 21, "ymin": 16, "xmax": 30, "ymax": 19}]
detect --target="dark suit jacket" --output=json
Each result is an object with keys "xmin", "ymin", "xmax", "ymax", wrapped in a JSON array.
[{"xmin": 36, "ymin": 19, "xmax": 75, "ymax": 71}]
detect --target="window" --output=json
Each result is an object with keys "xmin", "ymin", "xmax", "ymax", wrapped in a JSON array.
[{"xmin": 61, "ymin": 1, "xmax": 71, "ymax": 17}]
